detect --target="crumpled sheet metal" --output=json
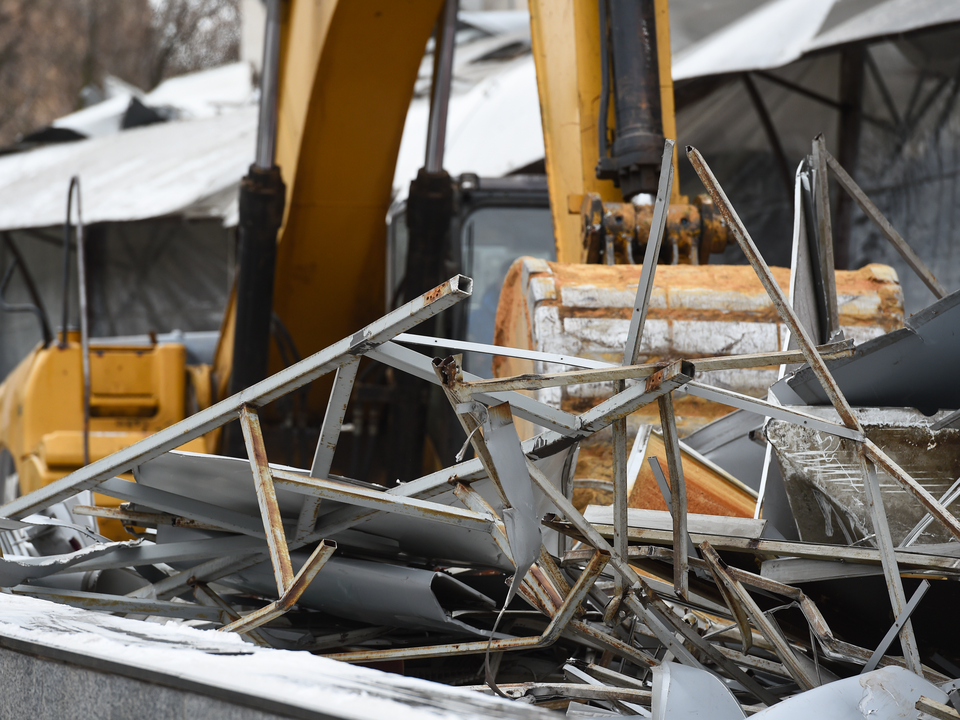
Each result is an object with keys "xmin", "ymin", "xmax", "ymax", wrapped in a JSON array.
[
  {"xmin": 134, "ymin": 447, "xmax": 571, "ymax": 569},
  {"xmin": 483, "ymin": 402, "xmax": 544, "ymax": 604},
  {"xmin": 778, "ymin": 287, "xmax": 960, "ymax": 414},
  {"xmin": 749, "ymin": 667, "xmax": 947, "ymax": 720},
  {"xmin": 217, "ymin": 548, "xmax": 496, "ymax": 636}
]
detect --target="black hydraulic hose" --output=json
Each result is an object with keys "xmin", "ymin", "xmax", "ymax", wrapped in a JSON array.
[{"xmin": 598, "ymin": 0, "xmax": 611, "ymax": 162}]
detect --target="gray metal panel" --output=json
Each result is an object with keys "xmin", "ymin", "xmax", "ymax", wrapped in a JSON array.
[
  {"xmin": 652, "ymin": 661, "xmax": 746, "ymax": 720},
  {"xmin": 780, "ymin": 287, "xmax": 960, "ymax": 413},
  {"xmin": 134, "ymin": 448, "xmax": 570, "ymax": 570}
]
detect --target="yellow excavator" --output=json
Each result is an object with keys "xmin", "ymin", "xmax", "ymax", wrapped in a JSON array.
[{"xmin": 0, "ymin": 0, "xmax": 897, "ymax": 537}]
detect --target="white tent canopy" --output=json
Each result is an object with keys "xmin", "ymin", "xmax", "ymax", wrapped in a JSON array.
[
  {"xmin": 0, "ymin": 108, "xmax": 255, "ymax": 231},
  {"xmin": 673, "ymin": 0, "xmax": 960, "ymax": 81}
]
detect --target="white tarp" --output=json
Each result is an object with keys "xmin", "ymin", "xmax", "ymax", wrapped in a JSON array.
[
  {"xmin": 673, "ymin": 0, "xmax": 960, "ymax": 81},
  {"xmin": 52, "ymin": 62, "xmax": 256, "ymax": 138},
  {"xmin": 0, "ymin": 107, "xmax": 255, "ymax": 231}
]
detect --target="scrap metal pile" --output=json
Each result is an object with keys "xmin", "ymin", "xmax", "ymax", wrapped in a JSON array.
[{"xmin": 2, "ymin": 139, "xmax": 960, "ymax": 719}]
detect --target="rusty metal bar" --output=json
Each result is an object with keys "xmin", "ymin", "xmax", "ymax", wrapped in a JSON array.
[
  {"xmin": 1, "ymin": 275, "xmax": 473, "ymax": 520},
  {"xmin": 823, "ymin": 146, "xmax": 946, "ymax": 298},
  {"xmin": 529, "ymin": 564, "xmax": 563, "ymax": 614},
  {"xmin": 94, "ymin": 476, "xmax": 267, "ymax": 538},
  {"xmin": 573, "ymin": 662, "xmax": 648, "ymax": 690},
  {"xmin": 369, "ymin": 340, "xmax": 579, "ymax": 435},
  {"xmin": 127, "ymin": 550, "xmax": 269, "ymax": 603},
  {"xmin": 701, "ymin": 549, "xmax": 755, "ymax": 654},
  {"xmin": 240, "ymin": 405, "xmax": 294, "ymax": 595},
  {"xmin": 538, "ymin": 545, "xmax": 571, "ymax": 598},
  {"xmin": 612, "ymin": 411, "xmax": 629, "ymax": 599},
  {"xmin": 193, "ymin": 582, "xmax": 275, "ymax": 647},
  {"xmin": 220, "ymin": 539, "xmax": 337, "ymax": 635},
  {"xmin": 11, "ymin": 585, "xmax": 230, "ymax": 623},
  {"xmin": 682, "ymin": 381, "xmax": 863, "ymax": 441},
  {"xmin": 394, "ymin": 333, "xmax": 610, "ymax": 369},
  {"xmin": 72, "ymin": 504, "xmax": 227, "ymax": 533},
  {"xmin": 470, "ymin": 682, "xmax": 652, "ymax": 704},
  {"xmin": 657, "ymin": 393, "xmax": 689, "ymax": 598},
  {"xmin": 563, "ymin": 665, "xmax": 652, "ymax": 713},
  {"xmin": 647, "ymin": 457, "xmax": 697, "ymax": 560},
  {"xmin": 580, "ymin": 361, "xmax": 694, "ymax": 434},
  {"xmin": 297, "ymin": 626, "xmax": 391, "ymax": 652},
  {"xmin": 700, "ymin": 543, "xmax": 818, "ymax": 690},
  {"xmin": 687, "ymin": 146, "xmax": 862, "ymax": 434},
  {"xmin": 566, "ymin": 619, "xmax": 658, "ymax": 669},
  {"xmin": 623, "ymin": 139, "xmax": 675, "ymax": 365},
  {"xmin": 716, "ymin": 645, "xmax": 791, "ymax": 678},
  {"xmin": 458, "ymin": 345, "xmax": 852, "ymax": 396},
  {"xmin": 617, "ymin": 138, "xmax": 674, "ymax": 609},
  {"xmin": 900, "ymin": 477, "xmax": 960, "ymax": 548},
  {"xmin": 453, "ymin": 483, "xmax": 514, "ymax": 564},
  {"xmin": 192, "ymin": 582, "xmax": 274, "ymax": 647},
  {"xmin": 859, "ymin": 452, "xmax": 922, "ymax": 674},
  {"xmin": 433, "ymin": 358, "xmax": 509, "ymax": 506},
  {"xmin": 298, "ymin": 357, "xmax": 361, "ymax": 541},
  {"xmin": 555, "ymin": 522, "xmax": 960, "ymax": 573},
  {"xmin": 326, "ymin": 550, "xmax": 609, "ymax": 662},
  {"xmin": 271, "ymin": 469, "xmax": 495, "ymax": 533}
]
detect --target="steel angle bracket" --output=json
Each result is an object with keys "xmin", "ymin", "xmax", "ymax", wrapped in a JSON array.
[
  {"xmin": 222, "ymin": 405, "xmax": 339, "ymax": 635},
  {"xmin": 220, "ymin": 538, "xmax": 338, "ymax": 635},
  {"xmin": 434, "ymin": 356, "xmax": 546, "ymax": 607}
]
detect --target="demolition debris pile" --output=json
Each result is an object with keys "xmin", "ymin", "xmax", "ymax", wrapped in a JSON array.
[{"xmin": 2, "ymin": 139, "xmax": 960, "ymax": 720}]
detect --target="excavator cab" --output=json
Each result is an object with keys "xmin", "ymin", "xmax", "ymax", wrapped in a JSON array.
[{"xmin": 387, "ymin": 173, "xmax": 554, "ymax": 378}]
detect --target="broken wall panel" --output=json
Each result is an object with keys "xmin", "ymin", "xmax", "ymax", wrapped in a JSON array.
[{"xmin": 766, "ymin": 407, "xmax": 960, "ymax": 545}]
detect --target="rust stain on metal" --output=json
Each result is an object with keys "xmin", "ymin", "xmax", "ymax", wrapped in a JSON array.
[
  {"xmin": 240, "ymin": 404, "xmax": 295, "ymax": 594},
  {"xmin": 581, "ymin": 193, "xmax": 731, "ymax": 265},
  {"xmin": 643, "ymin": 364, "xmax": 668, "ymax": 392}
]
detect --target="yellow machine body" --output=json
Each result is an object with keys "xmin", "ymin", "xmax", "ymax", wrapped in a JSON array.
[{"xmin": 0, "ymin": 336, "xmax": 206, "ymax": 536}]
